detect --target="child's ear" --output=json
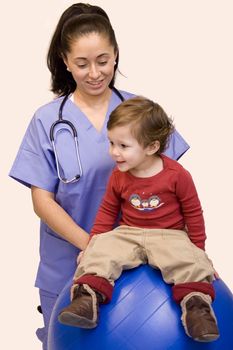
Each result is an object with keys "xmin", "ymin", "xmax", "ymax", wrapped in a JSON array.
[{"xmin": 146, "ymin": 141, "xmax": 160, "ymax": 155}]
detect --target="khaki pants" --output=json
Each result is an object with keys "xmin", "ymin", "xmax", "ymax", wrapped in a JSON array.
[{"xmin": 74, "ymin": 226, "xmax": 214, "ymax": 286}]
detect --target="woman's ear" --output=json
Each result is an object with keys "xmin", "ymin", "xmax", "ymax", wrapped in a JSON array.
[
  {"xmin": 62, "ymin": 54, "xmax": 70, "ymax": 71},
  {"xmin": 146, "ymin": 141, "xmax": 160, "ymax": 155}
]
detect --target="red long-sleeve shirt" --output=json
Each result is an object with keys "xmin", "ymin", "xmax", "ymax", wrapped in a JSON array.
[{"xmin": 90, "ymin": 154, "xmax": 206, "ymax": 250}]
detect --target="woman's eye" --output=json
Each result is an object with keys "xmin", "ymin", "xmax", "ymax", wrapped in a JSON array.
[
  {"xmin": 76, "ymin": 61, "xmax": 88, "ymax": 68},
  {"xmin": 98, "ymin": 61, "xmax": 107, "ymax": 66}
]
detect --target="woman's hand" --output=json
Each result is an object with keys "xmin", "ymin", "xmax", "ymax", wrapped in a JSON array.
[{"xmin": 31, "ymin": 186, "xmax": 89, "ymax": 250}]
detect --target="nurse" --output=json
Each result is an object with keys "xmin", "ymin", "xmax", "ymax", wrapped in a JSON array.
[{"xmin": 9, "ymin": 3, "xmax": 189, "ymax": 350}]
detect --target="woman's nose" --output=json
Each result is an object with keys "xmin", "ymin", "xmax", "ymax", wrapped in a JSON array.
[{"xmin": 88, "ymin": 64, "xmax": 101, "ymax": 79}]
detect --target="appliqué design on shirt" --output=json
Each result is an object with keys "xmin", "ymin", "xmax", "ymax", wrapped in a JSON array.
[{"xmin": 129, "ymin": 193, "xmax": 164, "ymax": 211}]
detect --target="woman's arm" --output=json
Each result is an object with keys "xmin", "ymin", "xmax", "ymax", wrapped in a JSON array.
[{"xmin": 31, "ymin": 186, "xmax": 89, "ymax": 251}]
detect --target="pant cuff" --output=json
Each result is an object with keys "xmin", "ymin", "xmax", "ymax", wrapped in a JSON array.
[
  {"xmin": 74, "ymin": 275, "xmax": 113, "ymax": 303},
  {"xmin": 172, "ymin": 281, "xmax": 215, "ymax": 303}
]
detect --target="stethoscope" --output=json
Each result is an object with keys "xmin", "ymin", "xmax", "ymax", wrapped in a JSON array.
[{"xmin": 50, "ymin": 87, "xmax": 125, "ymax": 184}]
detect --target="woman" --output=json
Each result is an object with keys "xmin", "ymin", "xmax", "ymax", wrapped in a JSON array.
[{"xmin": 9, "ymin": 3, "xmax": 189, "ymax": 349}]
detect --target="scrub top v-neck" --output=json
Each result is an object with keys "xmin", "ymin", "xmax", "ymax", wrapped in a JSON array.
[{"xmin": 66, "ymin": 90, "xmax": 118, "ymax": 143}]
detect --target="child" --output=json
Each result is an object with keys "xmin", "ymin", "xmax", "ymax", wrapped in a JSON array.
[{"xmin": 58, "ymin": 97, "xmax": 219, "ymax": 342}]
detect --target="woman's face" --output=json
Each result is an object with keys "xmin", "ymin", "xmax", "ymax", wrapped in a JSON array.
[{"xmin": 64, "ymin": 32, "xmax": 117, "ymax": 97}]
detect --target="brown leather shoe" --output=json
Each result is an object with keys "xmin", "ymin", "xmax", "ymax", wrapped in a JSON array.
[
  {"xmin": 58, "ymin": 284, "xmax": 103, "ymax": 328},
  {"xmin": 181, "ymin": 292, "xmax": 220, "ymax": 342}
]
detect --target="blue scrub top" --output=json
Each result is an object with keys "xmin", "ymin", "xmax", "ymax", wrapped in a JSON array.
[{"xmin": 9, "ymin": 90, "xmax": 189, "ymax": 294}]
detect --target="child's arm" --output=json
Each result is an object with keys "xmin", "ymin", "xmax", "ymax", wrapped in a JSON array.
[
  {"xmin": 176, "ymin": 168, "xmax": 206, "ymax": 250},
  {"xmin": 89, "ymin": 171, "xmax": 121, "ymax": 239}
]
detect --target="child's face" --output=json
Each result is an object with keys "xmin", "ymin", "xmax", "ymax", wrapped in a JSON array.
[{"xmin": 108, "ymin": 124, "xmax": 155, "ymax": 175}]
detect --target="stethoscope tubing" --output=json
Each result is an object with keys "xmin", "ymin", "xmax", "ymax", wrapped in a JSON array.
[{"xmin": 50, "ymin": 87, "xmax": 124, "ymax": 183}]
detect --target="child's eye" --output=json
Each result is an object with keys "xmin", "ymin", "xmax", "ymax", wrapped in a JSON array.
[{"xmin": 120, "ymin": 144, "xmax": 128, "ymax": 148}]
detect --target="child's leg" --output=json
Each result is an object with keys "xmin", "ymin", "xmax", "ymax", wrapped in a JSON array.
[
  {"xmin": 58, "ymin": 226, "xmax": 146, "ymax": 328},
  {"xmin": 145, "ymin": 228, "xmax": 219, "ymax": 342},
  {"xmin": 73, "ymin": 226, "xmax": 147, "ymax": 299}
]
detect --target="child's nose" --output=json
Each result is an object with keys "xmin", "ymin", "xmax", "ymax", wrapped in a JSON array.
[{"xmin": 109, "ymin": 145, "xmax": 120, "ymax": 158}]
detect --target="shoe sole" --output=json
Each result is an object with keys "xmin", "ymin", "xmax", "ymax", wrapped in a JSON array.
[
  {"xmin": 194, "ymin": 333, "xmax": 220, "ymax": 342},
  {"xmin": 58, "ymin": 311, "xmax": 97, "ymax": 329}
]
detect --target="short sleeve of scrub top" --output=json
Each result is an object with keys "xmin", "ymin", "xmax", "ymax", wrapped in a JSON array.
[
  {"xmin": 9, "ymin": 109, "xmax": 58, "ymax": 192},
  {"xmin": 164, "ymin": 129, "xmax": 190, "ymax": 160}
]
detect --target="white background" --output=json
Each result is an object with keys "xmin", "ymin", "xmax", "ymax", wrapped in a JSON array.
[{"xmin": 1, "ymin": 1, "xmax": 233, "ymax": 349}]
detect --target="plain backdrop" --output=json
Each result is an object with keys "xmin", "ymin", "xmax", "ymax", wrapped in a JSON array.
[{"xmin": 1, "ymin": 1, "xmax": 232, "ymax": 349}]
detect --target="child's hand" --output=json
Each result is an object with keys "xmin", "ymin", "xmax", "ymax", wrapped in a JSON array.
[{"xmin": 77, "ymin": 251, "xmax": 84, "ymax": 265}]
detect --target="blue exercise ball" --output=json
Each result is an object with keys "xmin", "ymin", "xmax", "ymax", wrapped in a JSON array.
[{"xmin": 48, "ymin": 265, "xmax": 233, "ymax": 350}]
